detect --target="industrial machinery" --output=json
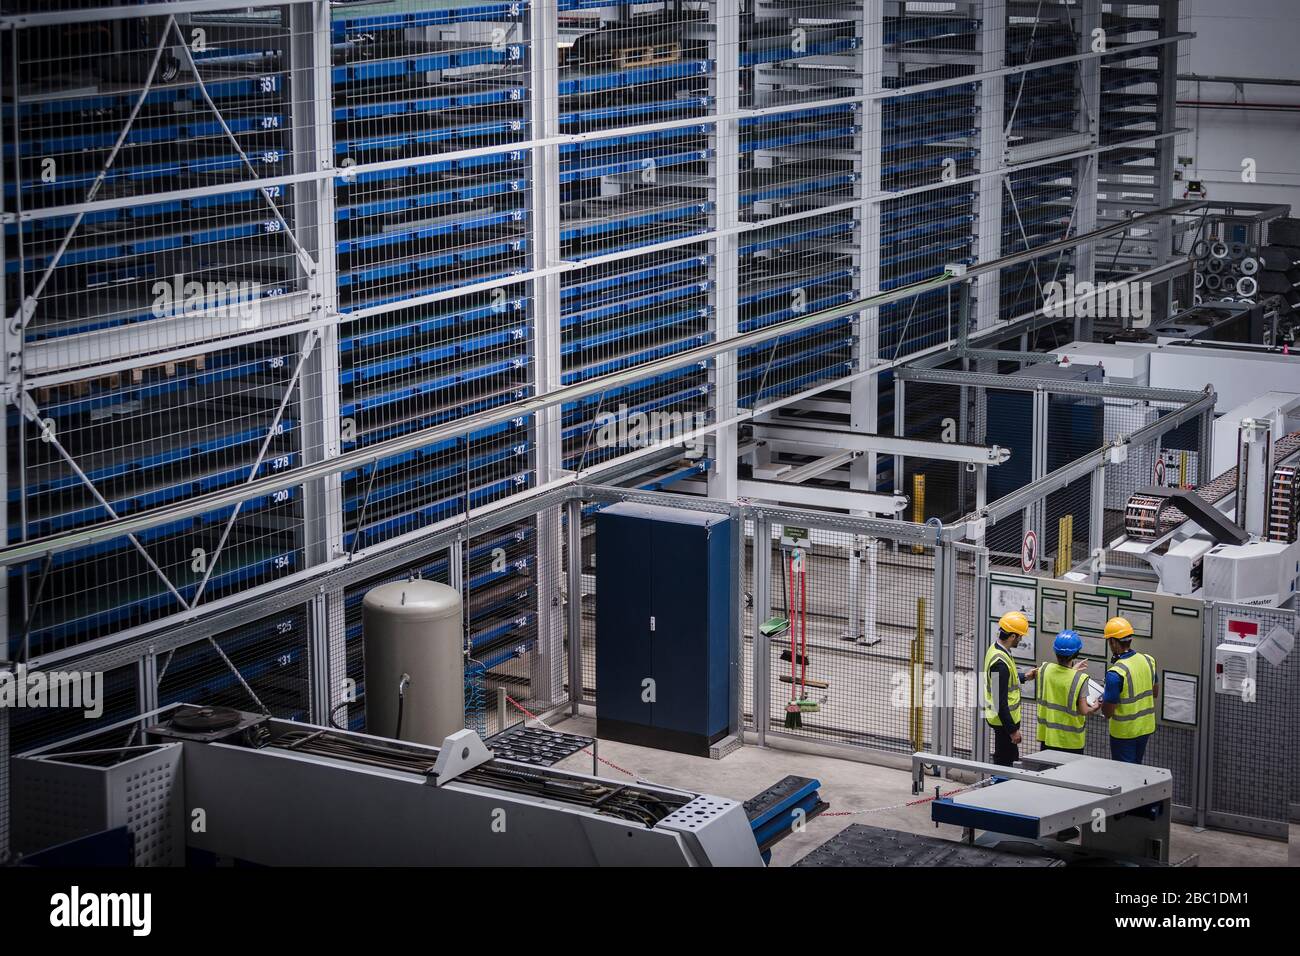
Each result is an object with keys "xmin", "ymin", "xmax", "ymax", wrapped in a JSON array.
[
  {"xmin": 1048, "ymin": 336, "xmax": 1300, "ymax": 605},
  {"xmin": 795, "ymin": 751, "xmax": 1178, "ymax": 867},
  {"xmin": 916, "ymin": 751, "xmax": 1173, "ymax": 865},
  {"xmin": 1114, "ymin": 393, "xmax": 1300, "ymax": 606},
  {"xmin": 12, "ymin": 704, "xmax": 770, "ymax": 867}
]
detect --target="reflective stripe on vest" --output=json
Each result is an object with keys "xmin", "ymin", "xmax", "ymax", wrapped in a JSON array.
[
  {"xmin": 1108, "ymin": 652, "xmax": 1156, "ymax": 739},
  {"xmin": 983, "ymin": 642, "xmax": 1021, "ymax": 727},
  {"xmin": 1036, "ymin": 662, "xmax": 1087, "ymax": 748}
]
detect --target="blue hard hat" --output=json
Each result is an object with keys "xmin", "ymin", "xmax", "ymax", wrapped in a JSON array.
[{"xmin": 1053, "ymin": 630, "xmax": 1083, "ymax": 657}]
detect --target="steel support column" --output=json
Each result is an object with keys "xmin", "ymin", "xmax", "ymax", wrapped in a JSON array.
[
  {"xmin": 975, "ymin": 1, "xmax": 1007, "ymax": 330},
  {"xmin": 565, "ymin": 498, "xmax": 585, "ymax": 716},
  {"xmin": 851, "ymin": 1, "xmax": 885, "ymax": 494},
  {"xmin": 297, "ymin": 0, "xmax": 344, "ymax": 570},
  {"xmin": 1074, "ymin": 0, "xmax": 1102, "ymax": 339},
  {"xmin": 708, "ymin": 3, "xmax": 740, "ymax": 501},
  {"xmin": 529, "ymin": 0, "xmax": 565, "ymax": 714},
  {"xmin": 751, "ymin": 518, "xmax": 772, "ymax": 746}
]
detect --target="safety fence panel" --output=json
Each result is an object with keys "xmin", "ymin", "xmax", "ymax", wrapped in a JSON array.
[
  {"xmin": 463, "ymin": 512, "xmax": 563, "ymax": 739},
  {"xmin": 7, "ymin": 661, "xmax": 141, "ymax": 762},
  {"xmin": 918, "ymin": 369, "xmax": 1212, "ymax": 585},
  {"xmin": 742, "ymin": 518, "xmax": 755, "ymax": 733},
  {"xmin": 575, "ymin": 505, "xmax": 597, "ymax": 708},
  {"xmin": 157, "ymin": 606, "xmax": 312, "ymax": 722},
  {"xmin": 952, "ymin": 542, "xmax": 982, "ymax": 760},
  {"xmin": 757, "ymin": 520, "xmax": 937, "ymax": 756},
  {"xmin": 1207, "ymin": 603, "xmax": 1298, "ymax": 839},
  {"xmin": 0, "ymin": 707, "xmax": 7, "ymax": 862}
]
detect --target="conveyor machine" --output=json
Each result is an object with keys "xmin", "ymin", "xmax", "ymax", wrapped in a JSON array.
[
  {"xmin": 11, "ymin": 704, "xmax": 764, "ymax": 867},
  {"xmin": 1113, "ymin": 393, "xmax": 1300, "ymax": 606},
  {"xmin": 913, "ymin": 751, "xmax": 1175, "ymax": 864}
]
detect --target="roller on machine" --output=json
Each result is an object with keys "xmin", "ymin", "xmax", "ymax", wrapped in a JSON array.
[{"xmin": 1124, "ymin": 431, "xmax": 1300, "ymax": 541}]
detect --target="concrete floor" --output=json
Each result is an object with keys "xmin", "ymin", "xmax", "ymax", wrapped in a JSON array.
[{"xmin": 549, "ymin": 714, "xmax": 1288, "ymax": 867}]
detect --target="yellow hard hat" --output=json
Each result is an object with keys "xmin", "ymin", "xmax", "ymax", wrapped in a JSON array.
[
  {"xmin": 1104, "ymin": 616, "xmax": 1135, "ymax": 641},
  {"xmin": 998, "ymin": 611, "xmax": 1030, "ymax": 636}
]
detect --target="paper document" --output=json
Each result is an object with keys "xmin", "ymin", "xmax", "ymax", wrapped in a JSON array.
[
  {"xmin": 1084, "ymin": 678, "xmax": 1104, "ymax": 708},
  {"xmin": 1257, "ymin": 626, "xmax": 1295, "ymax": 667},
  {"xmin": 1162, "ymin": 672, "xmax": 1197, "ymax": 725}
]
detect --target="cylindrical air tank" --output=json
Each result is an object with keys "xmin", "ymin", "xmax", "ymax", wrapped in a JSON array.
[{"xmin": 362, "ymin": 578, "xmax": 464, "ymax": 745}]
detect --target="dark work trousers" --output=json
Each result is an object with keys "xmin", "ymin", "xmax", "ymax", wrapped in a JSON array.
[{"xmin": 991, "ymin": 724, "xmax": 1019, "ymax": 766}]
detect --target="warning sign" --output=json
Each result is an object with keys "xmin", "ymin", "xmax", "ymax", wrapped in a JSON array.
[
  {"xmin": 1021, "ymin": 530, "xmax": 1038, "ymax": 573},
  {"xmin": 1224, "ymin": 617, "xmax": 1261, "ymax": 646}
]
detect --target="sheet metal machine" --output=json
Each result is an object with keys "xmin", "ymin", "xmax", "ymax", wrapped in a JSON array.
[
  {"xmin": 12, "ymin": 704, "xmax": 824, "ymax": 867},
  {"xmin": 909, "ymin": 751, "xmax": 1176, "ymax": 865},
  {"xmin": 1117, "ymin": 408, "xmax": 1300, "ymax": 607}
]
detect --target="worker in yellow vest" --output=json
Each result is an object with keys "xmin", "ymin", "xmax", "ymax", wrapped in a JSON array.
[
  {"xmin": 1037, "ymin": 630, "xmax": 1101, "ymax": 752},
  {"xmin": 983, "ymin": 610, "xmax": 1037, "ymax": 766},
  {"xmin": 1100, "ymin": 616, "xmax": 1158, "ymax": 763}
]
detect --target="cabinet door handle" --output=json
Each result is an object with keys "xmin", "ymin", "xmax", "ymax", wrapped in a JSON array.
[{"xmin": 649, "ymin": 616, "xmax": 656, "ymax": 632}]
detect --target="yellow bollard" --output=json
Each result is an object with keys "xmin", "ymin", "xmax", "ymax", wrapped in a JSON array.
[
  {"xmin": 1054, "ymin": 514, "xmax": 1074, "ymax": 577},
  {"xmin": 912, "ymin": 474, "xmax": 926, "ymax": 554}
]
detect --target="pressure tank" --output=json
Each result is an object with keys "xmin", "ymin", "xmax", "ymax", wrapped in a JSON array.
[{"xmin": 362, "ymin": 579, "xmax": 464, "ymax": 745}]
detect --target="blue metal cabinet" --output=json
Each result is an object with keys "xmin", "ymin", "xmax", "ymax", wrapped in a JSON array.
[{"xmin": 595, "ymin": 503, "xmax": 734, "ymax": 756}]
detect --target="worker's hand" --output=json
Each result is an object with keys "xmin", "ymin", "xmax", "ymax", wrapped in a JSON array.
[
  {"xmin": 1073, "ymin": 659, "xmax": 1089, "ymax": 671},
  {"xmin": 1025, "ymin": 667, "xmax": 1038, "ymax": 681},
  {"xmin": 1011, "ymin": 729, "xmax": 1022, "ymax": 744}
]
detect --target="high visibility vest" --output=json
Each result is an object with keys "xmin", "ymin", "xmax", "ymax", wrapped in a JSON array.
[
  {"xmin": 1036, "ymin": 662, "xmax": 1088, "ymax": 749},
  {"xmin": 1108, "ymin": 652, "xmax": 1157, "ymax": 739},
  {"xmin": 983, "ymin": 642, "xmax": 1021, "ymax": 727}
]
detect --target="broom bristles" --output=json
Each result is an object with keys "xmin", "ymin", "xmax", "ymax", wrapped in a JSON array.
[{"xmin": 784, "ymin": 702, "xmax": 802, "ymax": 728}]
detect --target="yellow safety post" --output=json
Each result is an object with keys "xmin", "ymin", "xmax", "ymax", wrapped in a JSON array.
[
  {"xmin": 910, "ymin": 596, "xmax": 926, "ymax": 752},
  {"xmin": 912, "ymin": 474, "xmax": 926, "ymax": 554},
  {"xmin": 1180, "ymin": 450, "xmax": 1189, "ymax": 488},
  {"xmin": 1054, "ymin": 514, "xmax": 1074, "ymax": 577}
]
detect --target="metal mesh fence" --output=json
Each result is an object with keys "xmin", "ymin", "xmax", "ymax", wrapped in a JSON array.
[
  {"xmin": 8, "ymin": 661, "xmax": 139, "ymax": 757},
  {"xmin": 156, "ymin": 605, "xmax": 312, "ymax": 720},
  {"xmin": 577, "ymin": 505, "xmax": 597, "ymax": 706},
  {"xmin": 1208, "ymin": 603, "xmax": 1298, "ymax": 834},
  {"xmin": 9, "ymin": 338, "xmax": 306, "ymax": 663},
  {"xmin": 741, "ymin": 517, "xmax": 755, "ymax": 732},
  {"xmin": 759, "ymin": 521, "xmax": 937, "ymax": 755},
  {"xmin": 0, "ymin": 704, "xmax": 8, "ymax": 862},
  {"xmin": 463, "ymin": 512, "xmax": 562, "ymax": 738},
  {"xmin": 914, "ymin": 370, "xmax": 1211, "ymax": 580},
  {"xmin": 952, "ymin": 542, "xmax": 980, "ymax": 759}
]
